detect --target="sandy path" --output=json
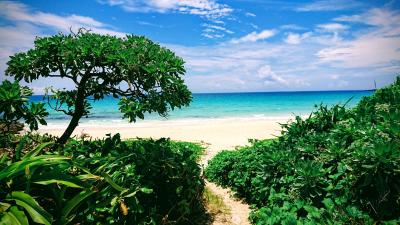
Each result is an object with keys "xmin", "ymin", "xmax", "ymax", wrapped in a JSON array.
[
  {"xmin": 38, "ymin": 117, "xmax": 287, "ymax": 225},
  {"xmin": 205, "ymin": 181, "xmax": 251, "ymax": 225}
]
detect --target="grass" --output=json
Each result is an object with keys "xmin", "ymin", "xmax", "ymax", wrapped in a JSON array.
[{"xmin": 203, "ymin": 186, "xmax": 231, "ymax": 224}]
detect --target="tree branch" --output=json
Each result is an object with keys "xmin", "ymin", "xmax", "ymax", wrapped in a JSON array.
[
  {"xmin": 46, "ymin": 95, "xmax": 74, "ymax": 116},
  {"xmin": 47, "ymin": 74, "xmax": 76, "ymax": 82}
]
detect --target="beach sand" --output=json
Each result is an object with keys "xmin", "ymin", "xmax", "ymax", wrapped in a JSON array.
[{"xmin": 38, "ymin": 117, "xmax": 289, "ymax": 165}]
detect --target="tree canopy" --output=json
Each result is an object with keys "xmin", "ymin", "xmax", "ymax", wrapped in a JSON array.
[{"xmin": 6, "ymin": 29, "xmax": 192, "ymax": 144}]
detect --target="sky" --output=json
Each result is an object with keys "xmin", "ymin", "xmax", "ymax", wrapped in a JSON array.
[{"xmin": 0, "ymin": 0, "xmax": 399, "ymax": 93}]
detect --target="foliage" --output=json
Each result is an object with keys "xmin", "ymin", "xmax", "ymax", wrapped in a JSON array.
[
  {"xmin": 1, "ymin": 134, "xmax": 206, "ymax": 225},
  {"xmin": 0, "ymin": 80, "xmax": 48, "ymax": 132},
  {"xmin": 205, "ymin": 76, "xmax": 400, "ymax": 224},
  {"xmin": 0, "ymin": 137, "xmax": 100, "ymax": 225},
  {"xmin": 5, "ymin": 29, "xmax": 192, "ymax": 144},
  {"xmin": 63, "ymin": 134, "xmax": 205, "ymax": 224}
]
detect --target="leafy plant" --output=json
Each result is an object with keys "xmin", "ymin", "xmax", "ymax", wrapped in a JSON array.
[
  {"xmin": 0, "ymin": 138, "xmax": 111, "ymax": 224},
  {"xmin": 206, "ymin": 76, "xmax": 400, "ymax": 224},
  {"xmin": 0, "ymin": 80, "xmax": 48, "ymax": 133},
  {"xmin": 63, "ymin": 134, "xmax": 206, "ymax": 224},
  {"xmin": 1, "ymin": 134, "xmax": 207, "ymax": 224}
]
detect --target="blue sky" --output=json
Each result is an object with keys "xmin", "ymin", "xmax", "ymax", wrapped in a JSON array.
[{"xmin": 0, "ymin": 0, "xmax": 399, "ymax": 93}]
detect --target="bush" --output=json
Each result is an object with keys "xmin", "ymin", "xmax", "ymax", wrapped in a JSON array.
[
  {"xmin": 0, "ymin": 80, "xmax": 48, "ymax": 152},
  {"xmin": 0, "ymin": 135, "xmax": 102, "ymax": 225},
  {"xmin": 1, "ymin": 134, "xmax": 206, "ymax": 225},
  {"xmin": 206, "ymin": 77, "xmax": 400, "ymax": 224},
  {"xmin": 63, "ymin": 134, "xmax": 206, "ymax": 224}
]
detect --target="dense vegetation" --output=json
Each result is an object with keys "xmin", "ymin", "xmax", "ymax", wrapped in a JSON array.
[
  {"xmin": 0, "ymin": 132, "xmax": 206, "ymax": 225},
  {"xmin": 206, "ymin": 77, "xmax": 400, "ymax": 224}
]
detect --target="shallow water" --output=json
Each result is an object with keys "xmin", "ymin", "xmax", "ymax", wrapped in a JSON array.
[{"xmin": 30, "ymin": 90, "xmax": 373, "ymax": 127}]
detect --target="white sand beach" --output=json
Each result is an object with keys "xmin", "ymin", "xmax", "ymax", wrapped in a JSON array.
[{"xmin": 38, "ymin": 117, "xmax": 289, "ymax": 164}]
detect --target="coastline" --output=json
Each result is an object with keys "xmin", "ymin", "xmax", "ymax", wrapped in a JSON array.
[{"xmin": 37, "ymin": 116, "xmax": 292, "ymax": 164}]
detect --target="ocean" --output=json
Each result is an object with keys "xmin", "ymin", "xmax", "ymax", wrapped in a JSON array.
[{"xmin": 30, "ymin": 90, "xmax": 374, "ymax": 127}]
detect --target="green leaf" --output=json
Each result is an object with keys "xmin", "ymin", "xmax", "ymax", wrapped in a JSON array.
[
  {"xmin": 0, "ymin": 155, "xmax": 70, "ymax": 180},
  {"xmin": 76, "ymin": 174, "xmax": 101, "ymax": 181},
  {"xmin": 6, "ymin": 192, "xmax": 52, "ymax": 225},
  {"xmin": 361, "ymin": 164, "xmax": 376, "ymax": 169},
  {"xmin": 23, "ymin": 142, "xmax": 55, "ymax": 159},
  {"xmin": 140, "ymin": 187, "xmax": 153, "ymax": 194},
  {"xmin": 102, "ymin": 172, "xmax": 127, "ymax": 192},
  {"xmin": 61, "ymin": 189, "xmax": 97, "ymax": 223},
  {"xmin": 31, "ymin": 169, "xmax": 89, "ymax": 189},
  {"xmin": 0, "ymin": 206, "xmax": 28, "ymax": 225},
  {"xmin": 0, "ymin": 154, "xmax": 8, "ymax": 164},
  {"xmin": 0, "ymin": 203, "xmax": 11, "ymax": 213},
  {"xmin": 15, "ymin": 135, "xmax": 29, "ymax": 161},
  {"xmin": 34, "ymin": 179, "xmax": 83, "ymax": 188},
  {"xmin": 322, "ymin": 198, "xmax": 334, "ymax": 211}
]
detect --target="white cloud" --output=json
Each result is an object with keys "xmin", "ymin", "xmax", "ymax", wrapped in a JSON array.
[
  {"xmin": 280, "ymin": 24, "xmax": 306, "ymax": 30},
  {"xmin": 257, "ymin": 65, "xmax": 288, "ymax": 85},
  {"xmin": 296, "ymin": 0, "xmax": 363, "ymax": 12},
  {"xmin": 245, "ymin": 12, "xmax": 256, "ymax": 17},
  {"xmin": 99, "ymin": 0, "xmax": 233, "ymax": 20},
  {"xmin": 316, "ymin": 23, "xmax": 348, "ymax": 32},
  {"xmin": 285, "ymin": 32, "xmax": 312, "ymax": 45},
  {"xmin": 166, "ymin": 41, "xmax": 319, "ymax": 92},
  {"xmin": 317, "ymin": 8, "xmax": 400, "ymax": 68},
  {"xmin": 0, "ymin": 23, "xmax": 41, "ymax": 82},
  {"xmin": 0, "ymin": 1, "xmax": 125, "ymax": 36},
  {"xmin": 317, "ymin": 35, "xmax": 400, "ymax": 68},
  {"xmin": 249, "ymin": 23, "xmax": 259, "ymax": 30},
  {"xmin": 137, "ymin": 20, "xmax": 164, "ymax": 28},
  {"xmin": 230, "ymin": 29, "xmax": 276, "ymax": 44},
  {"xmin": 311, "ymin": 23, "xmax": 349, "ymax": 45},
  {"xmin": 201, "ymin": 23, "xmax": 234, "ymax": 39},
  {"xmin": 334, "ymin": 8, "xmax": 400, "ymax": 26},
  {"xmin": 333, "ymin": 14, "xmax": 362, "ymax": 23},
  {"xmin": 334, "ymin": 8, "xmax": 400, "ymax": 36},
  {"xmin": 99, "ymin": 0, "xmax": 234, "ymax": 39},
  {"xmin": 204, "ymin": 24, "xmax": 234, "ymax": 33},
  {"xmin": 202, "ymin": 33, "xmax": 224, "ymax": 39}
]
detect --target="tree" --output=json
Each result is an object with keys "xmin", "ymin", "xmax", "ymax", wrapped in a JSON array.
[{"xmin": 5, "ymin": 29, "xmax": 192, "ymax": 145}]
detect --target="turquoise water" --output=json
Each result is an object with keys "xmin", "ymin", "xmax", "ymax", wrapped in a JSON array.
[{"xmin": 30, "ymin": 90, "xmax": 373, "ymax": 126}]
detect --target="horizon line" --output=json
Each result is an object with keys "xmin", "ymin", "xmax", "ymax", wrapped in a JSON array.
[
  {"xmin": 31, "ymin": 88, "xmax": 375, "ymax": 97},
  {"xmin": 191, "ymin": 89, "xmax": 375, "ymax": 95}
]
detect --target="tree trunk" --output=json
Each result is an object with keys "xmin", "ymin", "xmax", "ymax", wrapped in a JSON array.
[
  {"xmin": 56, "ymin": 78, "xmax": 88, "ymax": 145},
  {"xmin": 56, "ymin": 112, "xmax": 82, "ymax": 145}
]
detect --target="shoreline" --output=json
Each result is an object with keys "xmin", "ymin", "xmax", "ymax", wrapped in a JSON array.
[
  {"xmin": 40, "ymin": 114, "xmax": 296, "ymax": 128},
  {"xmin": 38, "ymin": 116, "xmax": 292, "ymax": 164}
]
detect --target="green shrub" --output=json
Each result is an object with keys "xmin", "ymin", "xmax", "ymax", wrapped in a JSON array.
[
  {"xmin": 63, "ymin": 134, "xmax": 206, "ymax": 224},
  {"xmin": 0, "ymin": 80, "xmax": 48, "ymax": 133},
  {"xmin": 0, "ymin": 80, "xmax": 48, "ymax": 151},
  {"xmin": 206, "ymin": 76, "xmax": 400, "ymax": 224},
  {"xmin": 1, "ymin": 134, "xmax": 206, "ymax": 225}
]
